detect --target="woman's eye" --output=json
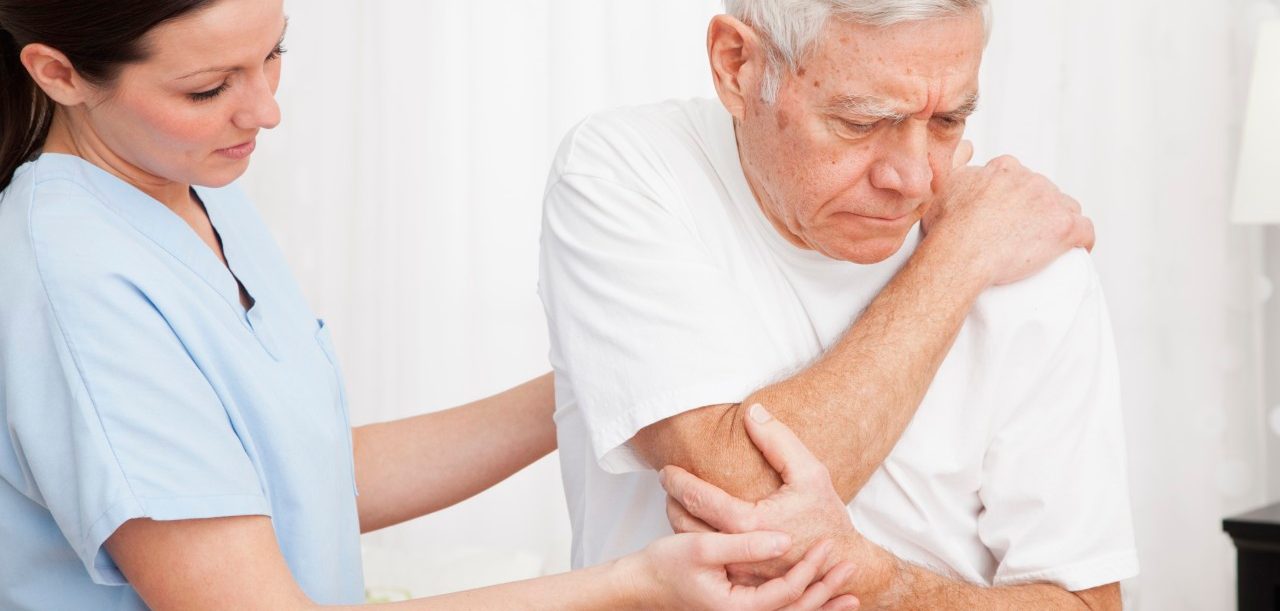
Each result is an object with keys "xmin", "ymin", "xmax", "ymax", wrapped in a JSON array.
[
  {"xmin": 189, "ymin": 82, "xmax": 229, "ymax": 102},
  {"xmin": 267, "ymin": 43, "xmax": 287, "ymax": 61}
]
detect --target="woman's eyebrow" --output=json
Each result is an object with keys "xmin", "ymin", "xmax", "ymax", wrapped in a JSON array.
[{"xmin": 175, "ymin": 17, "xmax": 289, "ymax": 80}]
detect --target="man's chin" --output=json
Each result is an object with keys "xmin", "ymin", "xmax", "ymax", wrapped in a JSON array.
[{"xmin": 817, "ymin": 233, "xmax": 913, "ymax": 265}]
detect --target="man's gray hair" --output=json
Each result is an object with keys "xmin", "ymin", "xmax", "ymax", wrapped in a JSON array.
[{"xmin": 723, "ymin": 0, "xmax": 991, "ymax": 103}]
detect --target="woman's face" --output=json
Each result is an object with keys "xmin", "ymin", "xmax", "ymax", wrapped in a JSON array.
[{"xmin": 81, "ymin": 0, "xmax": 287, "ymax": 188}]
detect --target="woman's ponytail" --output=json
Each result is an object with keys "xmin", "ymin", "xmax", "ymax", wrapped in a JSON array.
[{"xmin": 0, "ymin": 23, "xmax": 52, "ymax": 192}]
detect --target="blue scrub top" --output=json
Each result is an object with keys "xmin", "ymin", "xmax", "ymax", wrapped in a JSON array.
[{"xmin": 0, "ymin": 154, "xmax": 365, "ymax": 609}]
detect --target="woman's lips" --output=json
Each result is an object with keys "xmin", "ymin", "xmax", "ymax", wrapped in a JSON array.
[{"xmin": 216, "ymin": 139, "xmax": 256, "ymax": 159}]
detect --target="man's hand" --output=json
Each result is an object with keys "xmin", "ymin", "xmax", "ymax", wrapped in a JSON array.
[
  {"xmin": 660, "ymin": 403, "xmax": 872, "ymax": 588},
  {"xmin": 924, "ymin": 149, "xmax": 1095, "ymax": 287}
]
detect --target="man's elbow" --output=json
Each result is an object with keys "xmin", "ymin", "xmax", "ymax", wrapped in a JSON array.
[
  {"xmin": 1073, "ymin": 582, "xmax": 1123, "ymax": 611},
  {"xmin": 630, "ymin": 402, "xmax": 780, "ymax": 499}
]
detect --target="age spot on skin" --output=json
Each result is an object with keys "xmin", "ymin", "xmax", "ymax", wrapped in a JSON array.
[
  {"xmin": 776, "ymin": 109, "xmax": 790, "ymax": 131},
  {"xmin": 813, "ymin": 80, "xmax": 821, "ymax": 88},
  {"xmin": 797, "ymin": 66, "xmax": 807, "ymax": 77}
]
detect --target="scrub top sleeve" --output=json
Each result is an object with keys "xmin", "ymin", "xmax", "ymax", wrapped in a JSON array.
[
  {"xmin": 16, "ymin": 185, "xmax": 270, "ymax": 586},
  {"xmin": 977, "ymin": 265, "xmax": 1139, "ymax": 592},
  {"xmin": 539, "ymin": 172, "xmax": 776, "ymax": 474}
]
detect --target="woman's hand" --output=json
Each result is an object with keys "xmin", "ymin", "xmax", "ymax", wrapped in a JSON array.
[{"xmin": 618, "ymin": 530, "xmax": 859, "ymax": 611}]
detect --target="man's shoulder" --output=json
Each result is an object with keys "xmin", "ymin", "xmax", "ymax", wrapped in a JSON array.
[
  {"xmin": 973, "ymin": 248, "xmax": 1103, "ymax": 336},
  {"xmin": 549, "ymin": 98, "xmax": 729, "ymax": 186}
]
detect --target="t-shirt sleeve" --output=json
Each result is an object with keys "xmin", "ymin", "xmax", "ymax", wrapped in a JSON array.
[
  {"xmin": 539, "ymin": 166, "xmax": 779, "ymax": 474},
  {"xmin": 10, "ymin": 182, "xmax": 270, "ymax": 586},
  {"xmin": 976, "ymin": 253, "xmax": 1139, "ymax": 591}
]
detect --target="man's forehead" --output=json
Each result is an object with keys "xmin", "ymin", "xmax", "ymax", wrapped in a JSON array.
[{"xmin": 803, "ymin": 12, "xmax": 986, "ymax": 113}]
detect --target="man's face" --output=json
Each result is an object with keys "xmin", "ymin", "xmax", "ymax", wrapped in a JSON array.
[{"xmin": 734, "ymin": 11, "xmax": 986, "ymax": 264}]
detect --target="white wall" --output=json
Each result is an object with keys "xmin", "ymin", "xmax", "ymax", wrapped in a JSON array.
[{"xmin": 241, "ymin": 1, "xmax": 1268, "ymax": 606}]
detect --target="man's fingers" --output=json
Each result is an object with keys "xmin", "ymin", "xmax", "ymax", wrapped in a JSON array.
[
  {"xmin": 691, "ymin": 531, "xmax": 792, "ymax": 566},
  {"xmin": 742, "ymin": 404, "xmax": 829, "ymax": 487},
  {"xmin": 666, "ymin": 495, "xmax": 714, "ymax": 533},
  {"xmin": 747, "ymin": 539, "xmax": 835, "ymax": 610},
  {"xmin": 1078, "ymin": 216, "xmax": 1096, "ymax": 252},
  {"xmin": 1062, "ymin": 194, "xmax": 1082, "ymax": 215},
  {"xmin": 659, "ymin": 465, "xmax": 755, "ymax": 530},
  {"xmin": 952, "ymin": 140, "xmax": 974, "ymax": 169}
]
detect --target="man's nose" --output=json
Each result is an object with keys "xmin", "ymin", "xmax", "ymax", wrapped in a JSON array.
[{"xmin": 867, "ymin": 125, "xmax": 933, "ymax": 200}]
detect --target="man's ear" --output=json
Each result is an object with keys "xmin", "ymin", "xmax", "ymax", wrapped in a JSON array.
[
  {"xmin": 20, "ymin": 43, "xmax": 92, "ymax": 107},
  {"xmin": 706, "ymin": 14, "xmax": 767, "ymax": 120}
]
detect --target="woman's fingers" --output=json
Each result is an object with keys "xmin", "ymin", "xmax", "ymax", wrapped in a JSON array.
[
  {"xmin": 741, "ymin": 404, "xmax": 830, "ymax": 488},
  {"xmin": 666, "ymin": 495, "xmax": 714, "ymax": 533},
  {"xmin": 689, "ymin": 531, "xmax": 793, "ymax": 566},
  {"xmin": 776, "ymin": 561, "xmax": 858, "ymax": 611},
  {"xmin": 659, "ymin": 465, "xmax": 756, "ymax": 530},
  {"xmin": 820, "ymin": 594, "xmax": 861, "ymax": 611},
  {"xmin": 743, "ymin": 538, "xmax": 834, "ymax": 609}
]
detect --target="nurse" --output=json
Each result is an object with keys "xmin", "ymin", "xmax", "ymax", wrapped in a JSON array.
[{"xmin": 0, "ymin": 0, "xmax": 858, "ymax": 609}]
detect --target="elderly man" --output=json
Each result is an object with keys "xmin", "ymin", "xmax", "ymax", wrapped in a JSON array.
[{"xmin": 538, "ymin": 0, "xmax": 1137, "ymax": 608}]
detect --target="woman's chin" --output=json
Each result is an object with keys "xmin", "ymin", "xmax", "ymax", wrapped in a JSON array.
[{"xmin": 194, "ymin": 161, "xmax": 251, "ymax": 188}]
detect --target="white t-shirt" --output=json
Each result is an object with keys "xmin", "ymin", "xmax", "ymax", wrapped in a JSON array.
[{"xmin": 537, "ymin": 98, "xmax": 1139, "ymax": 591}]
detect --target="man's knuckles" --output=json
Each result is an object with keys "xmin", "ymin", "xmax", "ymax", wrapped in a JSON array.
[{"xmin": 987, "ymin": 154, "xmax": 1022, "ymax": 172}]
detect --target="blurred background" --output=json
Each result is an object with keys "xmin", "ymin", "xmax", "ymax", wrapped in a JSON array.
[{"xmin": 240, "ymin": 0, "xmax": 1277, "ymax": 608}]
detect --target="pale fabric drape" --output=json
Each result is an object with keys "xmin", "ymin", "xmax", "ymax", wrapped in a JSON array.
[{"xmin": 241, "ymin": 1, "xmax": 1264, "ymax": 606}]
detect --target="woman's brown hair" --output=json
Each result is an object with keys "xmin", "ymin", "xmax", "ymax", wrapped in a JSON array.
[{"xmin": 0, "ymin": 0, "xmax": 218, "ymax": 190}]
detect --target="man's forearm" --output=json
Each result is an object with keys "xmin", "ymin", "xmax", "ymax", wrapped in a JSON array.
[
  {"xmin": 852, "ymin": 538, "xmax": 1121, "ymax": 611},
  {"xmin": 635, "ymin": 233, "xmax": 990, "ymax": 502},
  {"xmin": 352, "ymin": 373, "xmax": 556, "ymax": 533}
]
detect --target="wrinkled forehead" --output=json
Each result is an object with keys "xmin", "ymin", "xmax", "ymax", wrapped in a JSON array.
[{"xmin": 801, "ymin": 11, "xmax": 986, "ymax": 114}]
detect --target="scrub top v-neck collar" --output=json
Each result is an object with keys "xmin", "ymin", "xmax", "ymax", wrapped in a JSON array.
[{"xmin": 42, "ymin": 153, "xmax": 281, "ymax": 358}]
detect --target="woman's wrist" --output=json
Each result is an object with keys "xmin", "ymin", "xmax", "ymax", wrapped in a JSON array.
[{"xmin": 601, "ymin": 551, "xmax": 656, "ymax": 611}]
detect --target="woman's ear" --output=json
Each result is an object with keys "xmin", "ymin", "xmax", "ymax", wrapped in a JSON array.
[{"xmin": 21, "ymin": 43, "xmax": 91, "ymax": 106}]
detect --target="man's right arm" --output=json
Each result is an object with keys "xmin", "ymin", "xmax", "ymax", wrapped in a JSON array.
[
  {"xmin": 632, "ymin": 229, "xmax": 988, "ymax": 504},
  {"xmin": 631, "ymin": 155, "xmax": 1095, "ymax": 507}
]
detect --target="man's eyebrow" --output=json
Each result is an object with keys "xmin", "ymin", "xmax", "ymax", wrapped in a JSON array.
[
  {"xmin": 936, "ymin": 92, "xmax": 981, "ymax": 120},
  {"xmin": 175, "ymin": 17, "xmax": 289, "ymax": 80},
  {"xmin": 824, "ymin": 95, "xmax": 908, "ymax": 121},
  {"xmin": 824, "ymin": 91, "xmax": 981, "ymax": 122}
]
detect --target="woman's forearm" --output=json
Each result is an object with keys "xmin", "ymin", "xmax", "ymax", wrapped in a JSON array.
[
  {"xmin": 352, "ymin": 373, "xmax": 557, "ymax": 533},
  {"xmin": 332, "ymin": 559, "xmax": 643, "ymax": 611}
]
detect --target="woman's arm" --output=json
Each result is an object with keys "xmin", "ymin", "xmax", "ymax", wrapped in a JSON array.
[
  {"xmin": 104, "ymin": 514, "xmax": 858, "ymax": 611},
  {"xmin": 353, "ymin": 373, "xmax": 556, "ymax": 533}
]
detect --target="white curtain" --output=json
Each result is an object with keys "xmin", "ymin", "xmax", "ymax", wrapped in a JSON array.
[
  {"xmin": 241, "ymin": 1, "xmax": 1267, "ymax": 607},
  {"xmin": 968, "ymin": 1, "xmax": 1269, "ymax": 608}
]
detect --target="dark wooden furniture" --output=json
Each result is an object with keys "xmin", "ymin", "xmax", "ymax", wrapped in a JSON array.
[{"xmin": 1224, "ymin": 502, "xmax": 1280, "ymax": 610}]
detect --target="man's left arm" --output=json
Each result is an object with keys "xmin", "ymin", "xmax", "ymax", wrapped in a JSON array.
[
  {"xmin": 663, "ymin": 402, "xmax": 1126, "ymax": 609},
  {"xmin": 876, "ymin": 566, "xmax": 1121, "ymax": 610},
  {"xmin": 956, "ymin": 253, "xmax": 1138, "ymax": 601}
]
